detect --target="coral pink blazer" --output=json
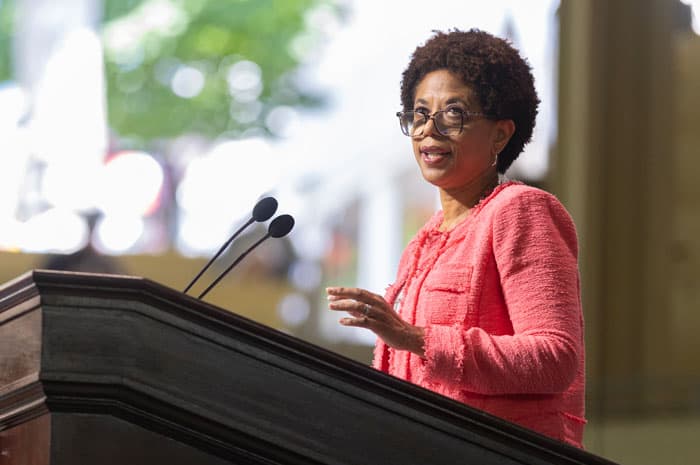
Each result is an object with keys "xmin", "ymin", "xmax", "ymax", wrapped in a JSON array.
[{"xmin": 373, "ymin": 182, "xmax": 586, "ymax": 447}]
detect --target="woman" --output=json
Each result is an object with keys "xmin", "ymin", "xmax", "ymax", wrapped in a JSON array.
[{"xmin": 326, "ymin": 29, "xmax": 586, "ymax": 448}]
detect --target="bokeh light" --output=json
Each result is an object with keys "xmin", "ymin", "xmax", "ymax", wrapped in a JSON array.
[
  {"xmin": 227, "ymin": 60, "xmax": 263, "ymax": 102},
  {"xmin": 175, "ymin": 137, "xmax": 281, "ymax": 255},
  {"xmin": 93, "ymin": 213, "xmax": 145, "ymax": 254},
  {"xmin": 171, "ymin": 65, "xmax": 205, "ymax": 98},
  {"xmin": 22, "ymin": 208, "xmax": 89, "ymax": 254},
  {"xmin": 277, "ymin": 292, "xmax": 311, "ymax": 327},
  {"xmin": 96, "ymin": 150, "xmax": 164, "ymax": 217}
]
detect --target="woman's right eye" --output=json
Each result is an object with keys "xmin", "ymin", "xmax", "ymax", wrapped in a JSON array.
[{"xmin": 411, "ymin": 110, "xmax": 429, "ymax": 123}]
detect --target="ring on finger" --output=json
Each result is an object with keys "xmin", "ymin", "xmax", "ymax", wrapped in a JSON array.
[{"xmin": 362, "ymin": 303, "xmax": 371, "ymax": 316}]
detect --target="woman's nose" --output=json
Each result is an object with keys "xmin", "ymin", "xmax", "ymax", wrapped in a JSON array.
[{"xmin": 419, "ymin": 115, "xmax": 441, "ymax": 138}]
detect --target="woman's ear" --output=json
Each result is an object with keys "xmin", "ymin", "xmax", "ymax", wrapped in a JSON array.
[{"xmin": 493, "ymin": 119, "xmax": 515, "ymax": 154}]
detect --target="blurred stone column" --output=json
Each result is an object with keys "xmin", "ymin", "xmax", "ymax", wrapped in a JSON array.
[
  {"xmin": 357, "ymin": 180, "xmax": 402, "ymax": 294},
  {"xmin": 553, "ymin": 0, "xmax": 678, "ymax": 420},
  {"xmin": 668, "ymin": 24, "xmax": 700, "ymax": 415},
  {"xmin": 13, "ymin": 0, "xmax": 101, "ymax": 92},
  {"xmin": 13, "ymin": 0, "xmax": 106, "ymax": 216}
]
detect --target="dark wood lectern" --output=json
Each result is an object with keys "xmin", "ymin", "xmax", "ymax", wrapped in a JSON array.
[{"xmin": 0, "ymin": 270, "xmax": 617, "ymax": 465}]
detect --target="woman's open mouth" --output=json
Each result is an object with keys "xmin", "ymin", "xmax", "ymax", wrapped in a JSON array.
[{"xmin": 420, "ymin": 146, "xmax": 450, "ymax": 164}]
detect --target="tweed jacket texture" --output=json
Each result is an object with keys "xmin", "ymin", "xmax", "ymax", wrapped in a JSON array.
[{"xmin": 372, "ymin": 181, "xmax": 586, "ymax": 447}]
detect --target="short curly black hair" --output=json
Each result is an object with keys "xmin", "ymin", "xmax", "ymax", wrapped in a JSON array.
[{"xmin": 400, "ymin": 28, "xmax": 539, "ymax": 173}]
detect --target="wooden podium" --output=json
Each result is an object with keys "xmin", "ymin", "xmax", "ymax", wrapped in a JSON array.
[{"xmin": 0, "ymin": 270, "xmax": 617, "ymax": 465}]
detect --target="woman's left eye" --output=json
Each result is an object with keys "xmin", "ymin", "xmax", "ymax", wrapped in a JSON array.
[{"xmin": 446, "ymin": 107, "xmax": 464, "ymax": 116}]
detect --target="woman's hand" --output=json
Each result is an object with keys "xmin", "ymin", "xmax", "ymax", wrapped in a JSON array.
[{"xmin": 326, "ymin": 286, "xmax": 425, "ymax": 357}]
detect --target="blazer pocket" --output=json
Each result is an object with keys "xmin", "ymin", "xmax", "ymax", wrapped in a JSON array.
[{"xmin": 422, "ymin": 266, "xmax": 472, "ymax": 324}]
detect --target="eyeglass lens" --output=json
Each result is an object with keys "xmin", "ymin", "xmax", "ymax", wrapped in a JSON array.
[{"xmin": 400, "ymin": 111, "xmax": 463, "ymax": 136}]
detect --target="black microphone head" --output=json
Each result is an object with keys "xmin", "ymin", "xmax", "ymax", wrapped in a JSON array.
[
  {"xmin": 268, "ymin": 214, "xmax": 295, "ymax": 238},
  {"xmin": 252, "ymin": 197, "xmax": 278, "ymax": 222}
]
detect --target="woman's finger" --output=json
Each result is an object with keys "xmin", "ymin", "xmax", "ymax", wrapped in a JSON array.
[
  {"xmin": 326, "ymin": 287, "xmax": 381, "ymax": 303},
  {"xmin": 328, "ymin": 298, "xmax": 374, "ymax": 318},
  {"xmin": 326, "ymin": 287, "xmax": 388, "ymax": 311},
  {"xmin": 339, "ymin": 315, "xmax": 371, "ymax": 327}
]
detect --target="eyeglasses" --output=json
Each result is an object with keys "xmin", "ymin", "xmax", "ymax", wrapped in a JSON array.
[{"xmin": 396, "ymin": 109, "xmax": 488, "ymax": 137}]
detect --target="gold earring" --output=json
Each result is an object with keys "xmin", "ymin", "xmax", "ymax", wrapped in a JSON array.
[{"xmin": 492, "ymin": 146, "xmax": 501, "ymax": 167}]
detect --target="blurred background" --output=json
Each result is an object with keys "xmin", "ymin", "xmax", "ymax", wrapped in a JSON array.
[{"xmin": 0, "ymin": 0, "xmax": 698, "ymax": 462}]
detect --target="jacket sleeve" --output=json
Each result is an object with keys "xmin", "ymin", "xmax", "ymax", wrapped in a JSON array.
[{"xmin": 420, "ymin": 190, "xmax": 583, "ymax": 395}]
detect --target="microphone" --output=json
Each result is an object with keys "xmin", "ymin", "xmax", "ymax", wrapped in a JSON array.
[
  {"xmin": 183, "ymin": 196, "xmax": 278, "ymax": 294},
  {"xmin": 197, "ymin": 214, "xmax": 295, "ymax": 300}
]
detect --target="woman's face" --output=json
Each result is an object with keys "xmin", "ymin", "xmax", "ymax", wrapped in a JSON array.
[{"xmin": 410, "ymin": 69, "xmax": 510, "ymax": 192}]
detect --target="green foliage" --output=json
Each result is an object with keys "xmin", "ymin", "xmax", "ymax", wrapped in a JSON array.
[
  {"xmin": 0, "ymin": 0, "xmax": 341, "ymax": 143},
  {"xmin": 0, "ymin": 0, "xmax": 14, "ymax": 82},
  {"xmin": 103, "ymin": 0, "xmax": 337, "ymax": 143}
]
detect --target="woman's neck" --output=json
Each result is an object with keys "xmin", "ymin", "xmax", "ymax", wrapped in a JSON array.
[{"xmin": 438, "ymin": 169, "xmax": 499, "ymax": 231}]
